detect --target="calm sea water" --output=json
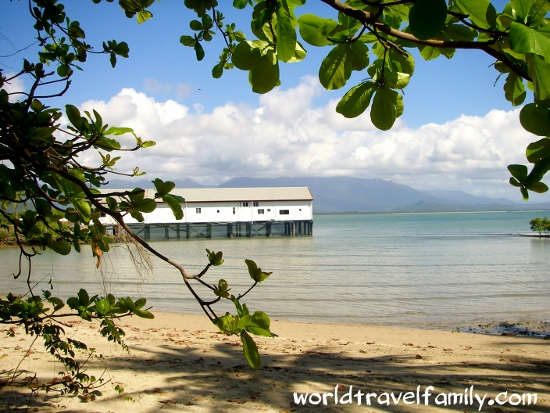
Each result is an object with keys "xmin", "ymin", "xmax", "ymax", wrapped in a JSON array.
[{"xmin": 2, "ymin": 211, "xmax": 549, "ymax": 329}]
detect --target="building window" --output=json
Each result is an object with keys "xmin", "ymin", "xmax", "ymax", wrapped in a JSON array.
[
  {"xmin": 217, "ymin": 210, "xmax": 220, "ymax": 213},
  {"xmin": 253, "ymin": 201, "xmax": 259, "ymax": 207},
  {"xmin": 196, "ymin": 208, "xmax": 201, "ymax": 214},
  {"xmin": 267, "ymin": 209, "xmax": 271, "ymax": 212},
  {"xmin": 242, "ymin": 202, "xmax": 249, "ymax": 207},
  {"xmin": 258, "ymin": 209, "xmax": 264, "ymax": 214},
  {"xmin": 279, "ymin": 209, "xmax": 290, "ymax": 215},
  {"xmin": 233, "ymin": 207, "xmax": 235, "ymax": 214}
]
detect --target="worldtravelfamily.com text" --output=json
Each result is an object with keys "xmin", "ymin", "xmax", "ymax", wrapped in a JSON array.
[{"xmin": 292, "ymin": 385, "xmax": 537, "ymax": 411}]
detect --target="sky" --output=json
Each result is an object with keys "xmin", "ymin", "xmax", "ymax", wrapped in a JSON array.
[{"xmin": 2, "ymin": 0, "xmax": 549, "ymax": 202}]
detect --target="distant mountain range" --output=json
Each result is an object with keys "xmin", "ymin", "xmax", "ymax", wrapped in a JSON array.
[{"xmin": 105, "ymin": 176, "xmax": 550, "ymax": 213}]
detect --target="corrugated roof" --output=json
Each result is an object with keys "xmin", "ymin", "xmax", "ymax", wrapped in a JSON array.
[
  {"xmin": 172, "ymin": 187, "xmax": 313, "ymax": 203},
  {"xmin": 99, "ymin": 187, "xmax": 313, "ymax": 203}
]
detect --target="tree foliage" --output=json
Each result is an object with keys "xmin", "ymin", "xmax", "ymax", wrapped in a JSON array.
[
  {"xmin": 0, "ymin": 0, "xmax": 275, "ymax": 399},
  {"xmin": 529, "ymin": 216, "xmax": 550, "ymax": 236},
  {"xmin": 2, "ymin": 0, "xmax": 550, "ymax": 403}
]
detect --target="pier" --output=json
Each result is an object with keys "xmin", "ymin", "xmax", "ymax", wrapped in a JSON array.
[{"xmin": 124, "ymin": 220, "xmax": 313, "ymax": 240}]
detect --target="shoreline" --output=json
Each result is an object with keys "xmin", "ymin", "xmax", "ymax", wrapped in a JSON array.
[
  {"xmin": 133, "ymin": 308, "xmax": 550, "ymax": 338},
  {"xmin": 2, "ymin": 311, "xmax": 550, "ymax": 412}
]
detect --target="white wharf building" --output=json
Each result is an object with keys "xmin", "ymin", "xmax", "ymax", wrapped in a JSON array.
[{"xmin": 104, "ymin": 187, "xmax": 314, "ymax": 239}]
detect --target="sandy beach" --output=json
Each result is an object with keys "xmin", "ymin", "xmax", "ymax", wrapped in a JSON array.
[{"xmin": 1, "ymin": 312, "xmax": 549, "ymax": 412}]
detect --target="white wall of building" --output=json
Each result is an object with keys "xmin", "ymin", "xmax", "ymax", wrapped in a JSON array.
[{"xmin": 117, "ymin": 200, "xmax": 312, "ymax": 224}]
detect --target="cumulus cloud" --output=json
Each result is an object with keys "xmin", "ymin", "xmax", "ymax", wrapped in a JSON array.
[
  {"xmin": 75, "ymin": 78, "xmax": 540, "ymax": 199},
  {"xmin": 3, "ymin": 72, "xmax": 25, "ymax": 102}
]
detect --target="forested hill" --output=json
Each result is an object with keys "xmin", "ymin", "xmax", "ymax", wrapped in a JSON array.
[{"xmin": 105, "ymin": 176, "xmax": 550, "ymax": 213}]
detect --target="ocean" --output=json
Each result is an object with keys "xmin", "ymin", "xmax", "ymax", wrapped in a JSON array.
[{"xmin": 2, "ymin": 211, "xmax": 549, "ymax": 330}]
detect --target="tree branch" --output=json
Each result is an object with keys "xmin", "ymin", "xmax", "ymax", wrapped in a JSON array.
[{"xmin": 319, "ymin": 0, "xmax": 532, "ymax": 82}]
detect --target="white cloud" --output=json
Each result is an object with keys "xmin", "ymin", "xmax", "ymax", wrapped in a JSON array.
[
  {"xmin": 3, "ymin": 72, "xmax": 25, "ymax": 102},
  {"xmin": 143, "ymin": 78, "xmax": 193, "ymax": 99},
  {"xmin": 74, "ymin": 78, "xmax": 543, "ymax": 199}
]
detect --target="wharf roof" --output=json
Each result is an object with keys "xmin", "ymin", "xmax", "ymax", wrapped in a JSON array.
[{"xmin": 100, "ymin": 187, "xmax": 314, "ymax": 203}]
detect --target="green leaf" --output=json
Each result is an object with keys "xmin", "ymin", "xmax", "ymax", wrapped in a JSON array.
[
  {"xmin": 65, "ymin": 105, "xmax": 82, "ymax": 129},
  {"xmin": 520, "ymin": 103, "xmax": 550, "ymax": 135},
  {"xmin": 249, "ymin": 50, "xmax": 280, "ymax": 94},
  {"xmin": 190, "ymin": 20, "xmax": 203, "ymax": 30},
  {"xmin": 245, "ymin": 259, "xmax": 272, "ymax": 282},
  {"xmin": 72, "ymin": 198, "xmax": 91, "ymax": 221},
  {"xmin": 385, "ymin": 72, "xmax": 411, "ymax": 90},
  {"xmin": 336, "ymin": 80, "xmax": 377, "ymax": 118},
  {"xmin": 94, "ymin": 136, "xmax": 122, "ymax": 151},
  {"xmin": 348, "ymin": 41, "xmax": 370, "ymax": 71},
  {"xmin": 233, "ymin": 0, "xmax": 248, "ymax": 9},
  {"xmin": 212, "ymin": 62, "xmax": 224, "ymax": 78},
  {"xmin": 508, "ymin": 164, "xmax": 529, "ymax": 181},
  {"xmin": 141, "ymin": 140, "xmax": 156, "ymax": 148},
  {"xmin": 180, "ymin": 35, "xmax": 196, "ymax": 46},
  {"xmin": 47, "ymin": 297, "xmax": 65, "ymax": 311},
  {"xmin": 526, "ymin": 181, "xmax": 549, "ymax": 193},
  {"xmin": 409, "ymin": 0, "xmax": 448, "ymax": 40},
  {"xmin": 509, "ymin": 22, "xmax": 550, "ymax": 60},
  {"xmin": 419, "ymin": 44, "xmax": 441, "ymax": 60},
  {"xmin": 153, "ymin": 178, "xmax": 175, "ymax": 196},
  {"xmin": 527, "ymin": 54, "xmax": 550, "ymax": 100},
  {"xmin": 276, "ymin": 1, "xmax": 297, "ymax": 62},
  {"xmin": 395, "ymin": 93, "xmax": 404, "ymax": 118},
  {"xmin": 133, "ymin": 308, "xmax": 154, "ymax": 319},
  {"xmin": 444, "ymin": 24, "xmax": 476, "ymax": 42},
  {"xmin": 48, "ymin": 240, "xmax": 72, "ymax": 255},
  {"xmin": 232, "ymin": 297, "xmax": 249, "ymax": 318},
  {"xmin": 104, "ymin": 126, "xmax": 134, "ymax": 136},
  {"xmin": 509, "ymin": 177, "xmax": 522, "ymax": 187},
  {"xmin": 319, "ymin": 42, "xmax": 369, "ymax": 90},
  {"xmin": 297, "ymin": 14, "xmax": 338, "ymax": 47},
  {"xmin": 250, "ymin": 311, "xmax": 270, "ymax": 331},
  {"xmin": 240, "ymin": 330, "xmax": 261, "ymax": 369},
  {"xmin": 206, "ymin": 249, "xmax": 224, "ymax": 266},
  {"xmin": 528, "ymin": 0, "xmax": 550, "ymax": 27},
  {"xmin": 78, "ymin": 289, "xmax": 90, "ymax": 307},
  {"xmin": 506, "ymin": 0, "xmax": 532, "ymax": 23},
  {"xmin": 114, "ymin": 41, "xmax": 130, "ymax": 58},
  {"xmin": 57, "ymin": 64, "xmax": 72, "ymax": 78},
  {"xmin": 232, "ymin": 41, "xmax": 263, "ymax": 70},
  {"xmin": 526, "ymin": 138, "xmax": 550, "ymax": 163},
  {"xmin": 162, "ymin": 194, "xmax": 183, "ymax": 220},
  {"xmin": 137, "ymin": 10, "xmax": 153, "ymax": 24},
  {"xmin": 370, "ymin": 86, "xmax": 398, "ymax": 130},
  {"xmin": 134, "ymin": 198, "xmax": 157, "ymax": 213},
  {"xmin": 387, "ymin": 48, "xmax": 415, "ymax": 75},
  {"xmin": 35, "ymin": 198, "xmax": 53, "ymax": 217},
  {"xmin": 319, "ymin": 44, "xmax": 349, "ymax": 90},
  {"xmin": 246, "ymin": 324, "xmax": 271, "ymax": 337},
  {"xmin": 194, "ymin": 41, "xmax": 205, "ymax": 61},
  {"xmin": 123, "ymin": 297, "xmax": 136, "ymax": 312},
  {"xmin": 504, "ymin": 72, "xmax": 526, "ymax": 105},
  {"xmin": 454, "ymin": 0, "xmax": 497, "ymax": 29}
]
